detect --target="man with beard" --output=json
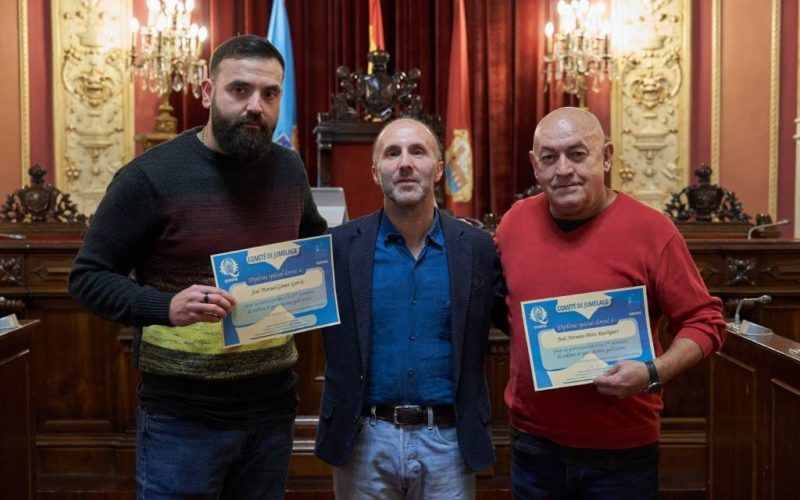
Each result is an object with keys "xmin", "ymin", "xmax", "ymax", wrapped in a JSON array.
[
  {"xmin": 314, "ymin": 118, "xmax": 505, "ymax": 499},
  {"xmin": 68, "ymin": 35, "xmax": 326, "ymax": 499}
]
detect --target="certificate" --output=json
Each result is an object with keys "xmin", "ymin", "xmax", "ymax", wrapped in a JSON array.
[
  {"xmin": 211, "ymin": 234, "xmax": 340, "ymax": 348},
  {"xmin": 521, "ymin": 286, "xmax": 655, "ymax": 391}
]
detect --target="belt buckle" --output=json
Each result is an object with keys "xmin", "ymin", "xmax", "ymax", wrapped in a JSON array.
[{"xmin": 393, "ymin": 405, "xmax": 422, "ymax": 425}]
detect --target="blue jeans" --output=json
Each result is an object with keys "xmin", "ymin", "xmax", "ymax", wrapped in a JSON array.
[
  {"xmin": 511, "ymin": 430, "xmax": 659, "ymax": 500},
  {"xmin": 136, "ymin": 407, "xmax": 293, "ymax": 499},
  {"xmin": 333, "ymin": 418, "xmax": 475, "ymax": 499}
]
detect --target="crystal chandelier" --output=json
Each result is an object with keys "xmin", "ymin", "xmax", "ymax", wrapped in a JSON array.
[
  {"xmin": 128, "ymin": 0, "xmax": 208, "ymax": 134},
  {"xmin": 543, "ymin": 0, "xmax": 613, "ymax": 108}
]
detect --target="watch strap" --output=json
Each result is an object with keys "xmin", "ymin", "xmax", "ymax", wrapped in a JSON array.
[{"xmin": 644, "ymin": 360, "xmax": 660, "ymax": 384}]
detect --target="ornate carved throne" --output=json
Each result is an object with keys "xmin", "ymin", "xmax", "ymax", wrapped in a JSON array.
[{"xmin": 314, "ymin": 50, "xmax": 443, "ymax": 218}]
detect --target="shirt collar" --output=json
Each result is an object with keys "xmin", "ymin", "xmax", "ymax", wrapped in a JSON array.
[{"xmin": 379, "ymin": 209, "xmax": 445, "ymax": 248}]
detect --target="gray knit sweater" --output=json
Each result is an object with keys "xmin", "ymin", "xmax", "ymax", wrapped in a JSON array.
[{"xmin": 69, "ymin": 127, "xmax": 327, "ymax": 425}]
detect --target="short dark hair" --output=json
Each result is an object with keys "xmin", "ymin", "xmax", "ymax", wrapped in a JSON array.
[{"xmin": 209, "ymin": 35, "xmax": 286, "ymax": 76}]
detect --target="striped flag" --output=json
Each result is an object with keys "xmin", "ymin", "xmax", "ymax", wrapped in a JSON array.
[
  {"xmin": 444, "ymin": 0, "xmax": 473, "ymax": 214},
  {"xmin": 368, "ymin": 0, "xmax": 385, "ymax": 73},
  {"xmin": 267, "ymin": 0, "xmax": 299, "ymax": 151}
]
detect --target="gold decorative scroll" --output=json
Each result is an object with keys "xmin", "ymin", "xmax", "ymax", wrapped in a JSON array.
[
  {"xmin": 52, "ymin": 0, "xmax": 133, "ymax": 215},
  {"xmin": 611, "ymin": 0, "xmax": 691, "ymax": 210}
]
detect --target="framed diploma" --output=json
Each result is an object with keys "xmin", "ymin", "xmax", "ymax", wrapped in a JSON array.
[
  {"xmin": 211, "ymin": 234, "xmax": 340, "ymax": 348},
  {"xmin": 521, "ymin": 286, "xmax": 655, "ymax": 391}
]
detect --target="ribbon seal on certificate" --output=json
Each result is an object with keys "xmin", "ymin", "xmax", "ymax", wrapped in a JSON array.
[
  {"xmin": 211, "ymin": 234, "xmax": 341, "ymax": 348},
  {"xmin": 520, "ymin": 286, "xmax": 656, "ymax": 391}
]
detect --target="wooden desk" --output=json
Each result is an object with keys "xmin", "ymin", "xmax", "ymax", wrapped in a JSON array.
[
  {"xmin": 0, "ymin": 319, "xmax": 39, "ymax": 500},
  {"xmin": 0, "ymin": 237, "xmax": 137, "ymax": 497},
  {"xmin": 709, "ymin": 328, "xmax": 800, "ymax": 499},
  {"xmin": 3, "ymin": 234, "xmax": 800, "ymax": 498},
  {"xmin": 688, "ymin": 239, "xmax": 800, "ymax": 342}
]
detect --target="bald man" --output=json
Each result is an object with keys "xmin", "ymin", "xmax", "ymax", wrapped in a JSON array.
[
  {"xmin": 495, "ymin": 107, "xmax": 726, "ymax": 499},
  {"xmin": 315, "ymin": 118, "xmax": 505, "ymax": 499}
]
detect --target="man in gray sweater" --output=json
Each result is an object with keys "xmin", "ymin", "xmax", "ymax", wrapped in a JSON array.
[{"xmin": 69, "ymin": 35, "xmax": 325, "ymax": 499}]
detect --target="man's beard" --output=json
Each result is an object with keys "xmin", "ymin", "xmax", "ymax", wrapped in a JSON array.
[
  {"xmin": 378, "ymin": 171, "xmax": 429, "ymax": 207},
  {"xmin": 210, "ymin": 101, "xmax": 274, "ymax": 165}
]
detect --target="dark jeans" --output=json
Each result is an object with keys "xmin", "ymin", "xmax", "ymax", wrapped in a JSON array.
[
  {"xmin": 136, "ymin": 407, "xmax": 293, "ymax": 500},
  {"xmin": 510, "ymin": 428, "xmax": 659, "ymax": 500}
]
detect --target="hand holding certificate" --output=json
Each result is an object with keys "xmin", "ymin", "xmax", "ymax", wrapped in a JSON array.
[
  {"xmin": 211, "ymin": 235, "xmax": 340, "ymax": 348},
  {"xmin": 521, "ymin": 286, "xmax": 655, "ymax": 391}
]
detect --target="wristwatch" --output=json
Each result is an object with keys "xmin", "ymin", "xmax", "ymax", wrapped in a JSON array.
[{"xmin": 643, "ymin": 360, "xmax": 662, "ymax": 394}]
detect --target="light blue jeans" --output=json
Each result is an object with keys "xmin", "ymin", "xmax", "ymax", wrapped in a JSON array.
[
  {"xmin": 135, "ymin": 407, "xmax": 293, "ymax": 500},
  {"xmin": 333, "ymin": 418, "xmax": 475, "ymax": 500}
]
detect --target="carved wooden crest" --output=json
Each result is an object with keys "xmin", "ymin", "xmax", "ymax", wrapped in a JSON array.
[
  {"xmin": 664, "ymin": 164, "xmax": 750, "ymax": 223},
  {"xmin": 0, "ymin": 165, "xmax": 87, "ymax": 225},
  {"xmin": 321, "ymin": 50, "xmax": 440, "ymax": 127}
]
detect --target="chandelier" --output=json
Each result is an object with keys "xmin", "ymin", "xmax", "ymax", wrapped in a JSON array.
[
  {"xmin": 543, "ymin": 0, "xmax": 613, "ymax": 108},
  {"xmin": 128, "ymin": 0, "xmax": 208, "ymax": 100}
]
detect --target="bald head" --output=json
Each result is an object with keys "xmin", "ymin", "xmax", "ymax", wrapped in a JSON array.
[
  {"xmin": 533, "ymin": 107, "xmax": 605, "ymax": 153},
  {"xmin": 529, "ymin": 106, "xmax": 615, "ymax": 220},
  {"xmin": 373, "ymin": 118, "xmax": 442, "ymax": 165}
]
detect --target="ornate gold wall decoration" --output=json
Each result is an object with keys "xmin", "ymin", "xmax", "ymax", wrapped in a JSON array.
[
  {"xmin": 768, "ymin": 0, "xmax": 780, "ymax": 221},
  {"xmin": 611, "ymin": 0, "xmax": 691, "ymax": 210},
  {"xmin": 19, "ymin": 0, "xmax": 30, "ymax": 184},
  {"xmin": 52, "ymin": 0, "xmax": 133, "ymax": 215}
]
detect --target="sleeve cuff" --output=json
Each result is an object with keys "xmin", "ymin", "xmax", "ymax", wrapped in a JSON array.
[{"xmin": 132, "ymin": 289, "xmax": 175, "ymax": 326}]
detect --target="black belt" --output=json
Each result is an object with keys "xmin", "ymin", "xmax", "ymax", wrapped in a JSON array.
[{"xmin": 364, "ymin": 404, "xmax": 455, "ymax": 426}]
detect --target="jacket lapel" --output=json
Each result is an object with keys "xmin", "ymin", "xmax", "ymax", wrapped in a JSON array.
[
  {"xmin": 348, "ymin": 211, "xmax": 382, "ymax": 374},
  {"xmin": 441, "ymin": 213, "xmax": 471, "ymax": 390}
]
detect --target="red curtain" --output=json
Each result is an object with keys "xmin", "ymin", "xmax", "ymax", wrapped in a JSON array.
[{"xmin": 168, "ymin": 0, "xmax": 561, "ymax": 217}]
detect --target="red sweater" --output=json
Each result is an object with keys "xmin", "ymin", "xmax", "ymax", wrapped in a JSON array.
[{"xmin": 495, "ymin": 192, "xmax": 726, "ymax": 449}]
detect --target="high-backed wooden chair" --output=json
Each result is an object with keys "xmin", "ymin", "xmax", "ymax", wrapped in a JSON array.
[{"xmin": 314, "ymin": 50, "xmax": 443, "ymax": 219}]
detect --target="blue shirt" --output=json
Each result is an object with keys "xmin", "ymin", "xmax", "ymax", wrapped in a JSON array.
[{"xmin": 367, "ymin": 211, "xmax": 453, "ymax": 405}]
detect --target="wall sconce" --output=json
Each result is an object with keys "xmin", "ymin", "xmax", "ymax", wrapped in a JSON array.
[
  {"xmin": 128, "ymin": 0, "xmax": 208, "ymax": 138},
  {"xmin": 543, "ymin": 0, "xmax": 613, "ymax": 108}
]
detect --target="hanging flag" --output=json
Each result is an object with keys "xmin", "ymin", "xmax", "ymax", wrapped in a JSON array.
[
  {"xmin": 444, "ymin": 0, "xmax": 473, "ymax": 214},
  {"xmin": 368, "ymin": 0, "xmax": 385, "ymax": 73},
  {"xmin": 267, "ymin": 0, "xmax": 299, "ymax": 151}
]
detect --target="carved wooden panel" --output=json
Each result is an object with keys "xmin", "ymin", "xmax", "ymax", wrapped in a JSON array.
[
  {"xmin": 29, "ymin": 259, "xmax": 72, "ymax": 284},
  {"xmin": 30, "ymin": 299, "xmax": 118, "ymax": 433},
  {"xmin": 709, "ymin": 352, "xmax": 757, "ymax": 500},
  {"xmin": 0, "ymin": 256, "xmax": 24, "ymax": 286},
  {"xmin": 687, "ymin": 241, "xmax": 800, "ymax": 342},
  {"xmin": 709, "ymin": 331, "xmax": 800, "ymax": 499},
  {"xmin": 771, "ymin": 380, "xmax": 800, "ymax": 498}
]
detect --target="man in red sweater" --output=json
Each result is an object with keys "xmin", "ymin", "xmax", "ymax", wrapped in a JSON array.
[{"xmin": 495, "ymin": 107, "xmax": 726, "ymax": 499}]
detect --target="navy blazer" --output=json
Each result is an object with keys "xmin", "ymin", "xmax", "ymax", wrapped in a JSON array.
[{"xmin": 314, "ymin": 210, "xmax": 504, "ymax": 471}]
